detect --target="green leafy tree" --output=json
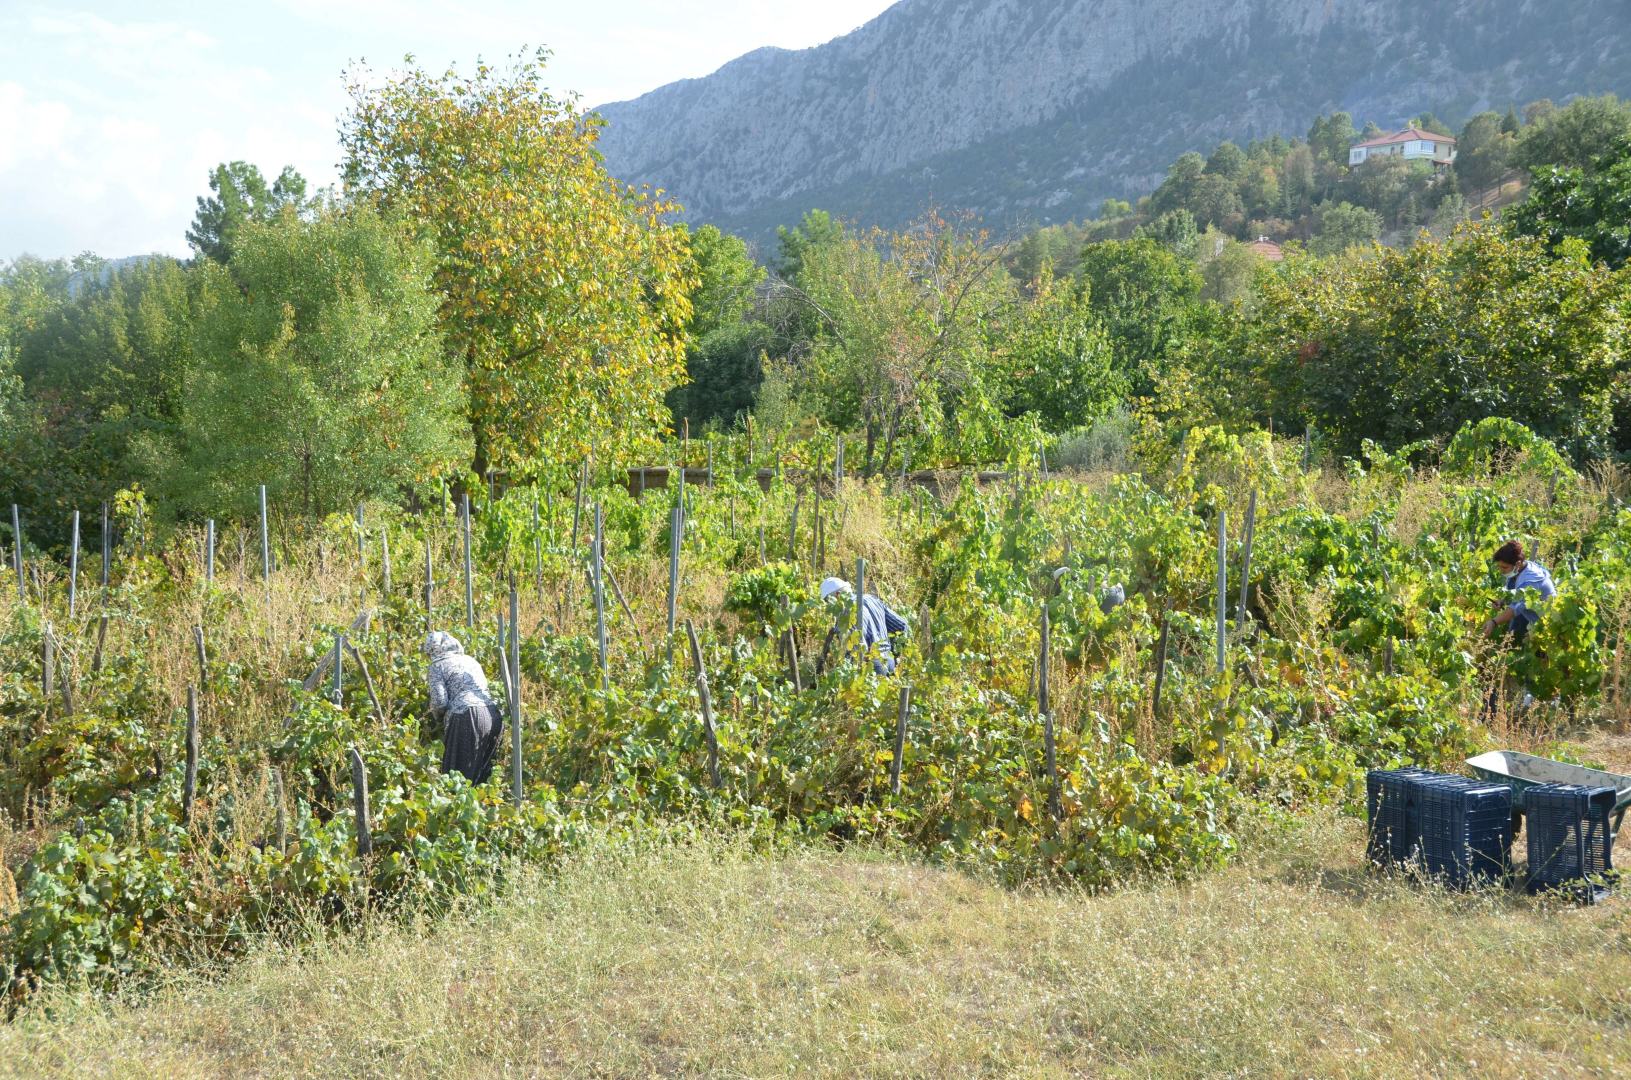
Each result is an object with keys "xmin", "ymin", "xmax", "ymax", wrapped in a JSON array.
[
  {"xmin": 1099, "ymin": 199, "xmax": 1132, "ymax": 220},
  {"xmin": 158, "ymin": 203, "xmax": 470, "ymax": 520},
  {"xmin": 1204, "ymin": 141, "xmax": 1247, "ymax": 180},
  {"xmin": 1135, "ymin": 209, "xmax": 1198, "ymax": 258},
  {"xmin": 1501, "ymin": 107, "xmax": 1522, "ymax": 136},
  {"xmin": 684, "ymin": 224, "xmax": 764, "ymax": 339},
  {"xmin": 1457, "ymin": 111, "xmax": 1514, "ymax": 200},
  {"xmin": 999, "ymin": 276, "xmax": 1121, "ymax": 431},
  {"xmin": 1309, "ymin": 202, "xmax": 1381, "ymax": 256},
  {"xmin": 1146, "ymin": 153, "xmax": 1206, "ymax": 218},
  {"xmin": 1170, "ymin": 223, "xmax": 1628, "ymax": 458},
  {"xmin": 1414, "ymin": 113, "xmax": 1454, "ymax": 137},
  {"xmin": 186, "ymin": 162, "xmax": 309, "ymax": 263},
  {"xmin": 1507, "ymin": 138, "xmax": 1631, "ymax": 270},
  {"xmin": 342, "ymin": 52, "xmax": 693, "ymax": 478},
  {"xmin": 1308, "ymin": 113, "xmax": 1357, "ymax": 164},
  {"xmin": 1515, "ymin": 94, "xmax": 1631, "ymax": 172},
  {"xmin": 1078, "ymin": 237, "xmax": 1207, "ymax": 396},
  {"xmin": 775, "ymin": 210, "xmax": 845, "ymax": 283}
]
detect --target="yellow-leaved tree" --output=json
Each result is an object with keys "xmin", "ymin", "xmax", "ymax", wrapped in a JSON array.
[{"xmin": 340, "ymin": 51, "xmax": 695, "ymax": 479}]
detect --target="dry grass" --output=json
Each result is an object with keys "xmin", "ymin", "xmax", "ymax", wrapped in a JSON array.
[{"xmin": 2, "ymin": 812, "xmax": 1626, "ymax": 1079}]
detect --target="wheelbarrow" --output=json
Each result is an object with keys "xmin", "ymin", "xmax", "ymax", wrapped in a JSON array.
[{"xmin": 1466, "ymin": 750, "xmax": 1631, "ymax": 846}]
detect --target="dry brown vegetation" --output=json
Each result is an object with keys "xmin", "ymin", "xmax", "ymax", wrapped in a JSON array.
[{"xmin": 1, "ymin": 810, "xmax": 1627, "ymax": 1079}]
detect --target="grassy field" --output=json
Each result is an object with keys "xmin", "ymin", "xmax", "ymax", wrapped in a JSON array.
[{"xmin": 1, "ymin": 808, "xmax": 1626, "ymax": 1080}]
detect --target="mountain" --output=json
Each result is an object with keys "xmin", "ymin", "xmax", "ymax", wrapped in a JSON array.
[{"xmin": 592, "ymin": 0, "xmax": 1631, "ymax": 244}]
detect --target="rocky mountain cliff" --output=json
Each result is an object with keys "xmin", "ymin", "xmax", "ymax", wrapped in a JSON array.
[{"xmin": 592, "ymin": 0, "xmax": 1631, "ymax": 243}]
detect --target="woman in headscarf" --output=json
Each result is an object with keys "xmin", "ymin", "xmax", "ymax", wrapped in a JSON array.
[{"xmin": 423, "ymin": 631, "xmax": 502, "ymax": 783}]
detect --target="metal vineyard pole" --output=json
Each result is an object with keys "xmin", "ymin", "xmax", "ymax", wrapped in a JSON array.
[
  {"xmin": 423, "ymin": 533, "xmax": 434, "ymax": 628},
  {"xmin": 331, "ymin": 633, "xmax": 344, "ymax": 706},
  {"xmin": 667, "ymin": 507, "xmax": 681, "ymax": 664},
  {"xmin": 11, "ymin": 505, "xmax": 22, "ymax": 600},
  {"xmin": 1152, "ymin": 611, "xmax": 1171, "ymax": 723},
  {"xmin": 272, "ymin": 765, "xmax": 287, "ymax": 853},
  {"xmin": 1215, "ymin": 509, "xmax": 1228, "ymax": 673},
  {"xmin": 259, "ymin": 485, "xmax": 270, "ymax": 583},
  {"xmin": 381, "ymin": 525, "xmax": 391, "ymax": 596},
  {"xmin": 462, "ymin": 494, "xmax": 473, "ymax": 629},
  {"xmin": 855, "ymin": 557, "xmax": 867, "ymax": 660},
  {"xmin": 509, "ymin": 577, "xmax": 522, "ymax": 805},
  {"xmin": 1236, "ymin": 491, "xmax": 1257, "ymax": 639},
  {"xmin": 593, "ymin": 503, "xmax": 608, "ymax": 692},
  {"xmin": 356, "ymin": 505, "xmax": 366, "ymax": 569},
  {"xmin": 100, "ymin": 502, "xmax": 109, "ymax": 588},
  {"xmin": 206, "ymin": 519, "xmax": 215, "ymax": 584},
  {"xmin": 1039, "ymin": 606, "xmax": 1060, "ymax": 819},
  {"xmin": 68, "ymin": 510, "xmax": 80, "ymax": 618}
]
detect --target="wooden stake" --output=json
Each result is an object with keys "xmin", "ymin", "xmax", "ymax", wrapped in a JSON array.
[
  {"xmin": 424, "ymin": 533, "xmax": 434, "ymax": 626},
  {"xmin": 381, "ymin": 525, "xmax": 392, "ymax": 596},
  {"xmin": 183, "ymin": 686, "xmax": 199, "ymax": 825},
  {"xmin": 890, "ymin": 683, "xmax": 910, "ymax": 796},
  {"xmin": 206, "ymin": 519, "xmax": 215, "ymax": 584},
  {"xmin": 194, "ymin": 625, "xmax": 208, "ymax": 688},
  {"xmin": 782, "ymin": 597, "xmax": 803, "ymax": 692},
  {"xmin": 685, "ymin": 620, "xmax": 722, "ymax": 788},
  {"xmin": 919, "ymin": 603, "xmax": 932, "ymax": 661},
  {"xmin": 91, "ymin": 615, "xmax": 108, "ymax": 675},
  {"xmin": 341, "ymin": 639, "xmax": 385, "ymax": 722},
  {"xmin": 349, "ymin": 746, "xmax": 372, "ymax": 857},
  {"xmin": 272, "ymin": 764, "xmax": 287, "ymax": 853},
  {"xmin": 42, "ymin": 624, "xmax": 54, "ymax": 700}
]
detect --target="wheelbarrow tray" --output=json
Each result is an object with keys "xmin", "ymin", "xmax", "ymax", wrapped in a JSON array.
[{"xmin": 1467, "ymin": 750, "xmax": 1631, "ymax": 846}]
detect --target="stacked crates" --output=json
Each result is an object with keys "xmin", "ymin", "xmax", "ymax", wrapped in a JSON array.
[
  {"xmin": 1366, "ymin": 768, "xmax": 1512, "ymax": 886},
  {"xmin": 1524, "ymin": 783, "xmax": 1616, "ymax": 902},
  {"xmin": 1366, "ymin": 767, "xmax": 1437, "ymax": 866},
  {"xmin": 1414, "ymin": 775, "xmax": 1513, "ymax": 887}
]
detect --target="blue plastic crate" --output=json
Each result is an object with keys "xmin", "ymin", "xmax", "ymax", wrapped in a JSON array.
[
  {"xmin": 1413, "ymin": 774, "xmax": 1512, "ymax": 887},
  {"xmin": 1525, "ymin": 783, "xmax": 1616, "ymax": 901},
  {"xmin": 1366, "ymin": 768, "xmax": 1438, "ymax": 867}
]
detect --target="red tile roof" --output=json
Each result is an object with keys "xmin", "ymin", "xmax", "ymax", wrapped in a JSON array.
[
  {"xmin": 1248, "ymin": 239, "xmax": 1284, "ymax": 261},
  {"xmin": 1353, "ymin": 129, "xmax": 1457, "ymax": 149}
]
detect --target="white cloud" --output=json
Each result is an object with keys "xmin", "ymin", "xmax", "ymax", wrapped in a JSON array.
[{"xmin": 2, "ymin": 0, "xmax": 899, "ymax": 260}]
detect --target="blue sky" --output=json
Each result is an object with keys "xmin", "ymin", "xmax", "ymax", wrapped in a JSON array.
[{"xmin": 0, "ymin": 1, "xmax": 896, "ymax": 261}]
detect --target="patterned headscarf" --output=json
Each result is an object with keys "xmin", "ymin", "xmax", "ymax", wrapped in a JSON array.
[{"xmin": 422, "ymin": 631, "xmax": 464, "ymax": 659}]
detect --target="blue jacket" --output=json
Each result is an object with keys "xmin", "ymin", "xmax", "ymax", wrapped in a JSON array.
[{"xmin": 1504, "ymin": 561, "xmax": 1557, "ymax": 634}]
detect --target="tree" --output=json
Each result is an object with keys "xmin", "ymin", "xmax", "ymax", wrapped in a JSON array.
[
  {"xmin": 1501, "ymin": 107, "xmax": 1522, "ymax": 136},
  {"xmin": 684, "ymin": 224, "xmax": 764, "ymax": 339},
  {"xmin": 1146, "ymin": 153, "xmax": 1206, "ymax": 217},
  {"xmin": 186, "ymin": 162, "xmax": 308, "ymax": 263},
  {"xmin": 341, "ymin": 52, "xmax": 694, "ymax": 479},
  {"xmin": 1507, "ymin": 138, "xmax": 1631, "ymax": 270},
  {"xmin": 1308, "ymin": 113, "xmax": 1357, "ymax": 164},
  {"xmin": 668, "ymin": 223, "xmax": 768, "ymax": 429},
  {"xmin": 1414, "ymin": 113, "xmax": 1454, "ymax": 137},
  {"xmin": 775, "ymin": 210, "xmax": 844, "ymax": 283},
  {"xmin": 1171, "ymin": 223, "xmax": 1628, "ymax": 458},
  {"xmin": 1515, "ymin": 94, "xmax": 1631, "ymax": 172},
  {"xmin": 1099, "ymin": 199, "xmax": 1133, "ymax": 220},
  {"xmin": 1205, "ymin": 141, "xmax": 1247, "ymax": 180},
  {"xmin": 1309, "ymin": 202, "xmax": 1381, "ymax": 256},
  {"xmin": 1360, "ymin": 121, "xmax": 1384, "ymax": 141},
  {"xmin": 162, "ymin": 203, "xmax": 469, "ymax": 520},
  {"xmin": 1186, "ymin": 174, "xmax": 1245, "ymax": 231},
  {"xmin": 1078, "ymin": 237, "xmax": 1207, "ymax": 396},
  {"xmin": 999, "ymin": 275, "xmax": 1121, "ymax": 432},
  {"xmin": 1457, "ymin": 111, "xmax": 1513, "ymax": 200},
  {"xmin": 1135, "ymin": 209, "xmax": 1198, "ymax": 258}
]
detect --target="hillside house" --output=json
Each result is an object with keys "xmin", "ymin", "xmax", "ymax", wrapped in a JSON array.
[{"xmin": 1348, "ymin": 129, "xmax": 1456, "ymax": 170}]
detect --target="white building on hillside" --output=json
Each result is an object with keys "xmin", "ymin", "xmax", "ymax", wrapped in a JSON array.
[{"xmin": 1348, "ymin": 129, "xmax": 1457, "ymax": 169}]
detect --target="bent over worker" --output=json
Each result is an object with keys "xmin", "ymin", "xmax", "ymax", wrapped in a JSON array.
[
  {"xmin": 820, "ymin": 576, "xmax": 908, "ymax": 674},
  {"xmin": 423, "ymin": 631, "xmax": 503, "ymax": 783},
  {"xmin": 1482, "ymin": 539, "xmax": 1557, "ymax": 643}
]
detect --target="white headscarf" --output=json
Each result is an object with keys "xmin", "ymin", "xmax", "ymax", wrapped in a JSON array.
[
  {"xmin": 422, "ymin": 631, "xmax": 464, "ymax": 659},
  {"xmin": 820, "ymin": 577, "xmax": 852, "ymax": 602}
]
